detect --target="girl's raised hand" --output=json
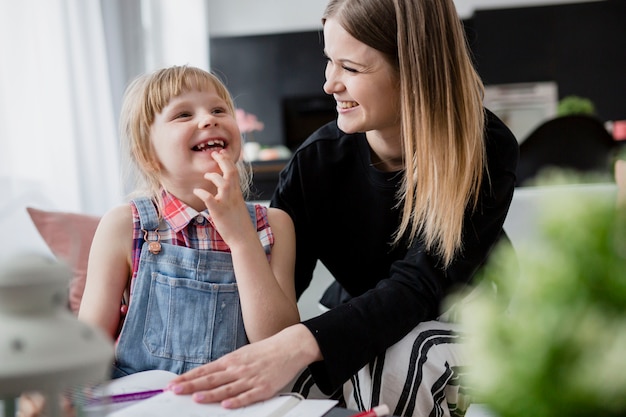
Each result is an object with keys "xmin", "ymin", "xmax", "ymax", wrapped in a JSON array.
[{"xmin": 193, "ymin": 150, "xmax": 254, "ymax": 246}]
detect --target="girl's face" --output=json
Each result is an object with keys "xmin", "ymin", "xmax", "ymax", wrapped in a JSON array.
[
  {"xmin": 150, "ymin": 86, "xmax": 241, "ymax": 191},
  {"xmin": 323, "ymin": 17, "xmax": 400, "ymax": 139}
]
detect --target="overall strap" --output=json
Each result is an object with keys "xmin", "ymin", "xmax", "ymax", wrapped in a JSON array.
[
  {"xmin": 245, "ymin": 202, "xmax": 257, "ymax": 225},
  {"xmin": 133, "ymin": 197, "xmax": 160, "ymax": 231},
  {"xmin": 132, "ymin": 197, "xmax": 162, "ymax": 254}
]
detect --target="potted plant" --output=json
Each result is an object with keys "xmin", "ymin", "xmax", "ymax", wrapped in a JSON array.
[
  {"xmin": 557, "ymin": 95, "xmax": 596, "ymax": 117},
  {"xmin": 454, "ymin": 178, "xmax": 626, "ymax": 417}
]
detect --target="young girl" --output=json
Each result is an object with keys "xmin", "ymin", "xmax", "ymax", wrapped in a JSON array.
[{"xmin": 78, "ymin": 65, "xmax": 299, "ymax": 377}]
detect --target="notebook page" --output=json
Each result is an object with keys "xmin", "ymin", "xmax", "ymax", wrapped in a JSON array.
[{"xmin": 106, "ymin": 391, "xmax": 300, "ymax": 417}]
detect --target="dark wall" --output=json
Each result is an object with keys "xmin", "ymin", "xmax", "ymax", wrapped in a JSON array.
[
  {"xmin": 468, "ymin": 0, "xmax": 626, "ymax": 122},
  {"xmin": 210, "ymin": 0, "xmax": 626, "ymax": 148},
  {"xmin": 210, "ymin": 31, "xmax": 330, "ymax": 148}
]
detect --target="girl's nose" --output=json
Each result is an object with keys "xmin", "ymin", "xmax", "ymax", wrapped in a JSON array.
[{"xmin": 199, "ymin": 114, "xmax": 217, "ymax": 128}]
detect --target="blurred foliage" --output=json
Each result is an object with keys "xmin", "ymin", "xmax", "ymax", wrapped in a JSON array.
[
  {"xmin": 453, "ymin": 176, "xmax": 626, "ymax": 417},
  {"xmin": 523, "ymin": 168, "xmax": 614, "ymax": 187},
  {"xmin": 557, "ymin": 95, "xmax": 596, "ymax": 117}
]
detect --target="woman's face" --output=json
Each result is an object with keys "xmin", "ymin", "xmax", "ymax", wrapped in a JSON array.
[{"xmin": 323, "ymin": 17, "xmax": 400, "ymax": 138}]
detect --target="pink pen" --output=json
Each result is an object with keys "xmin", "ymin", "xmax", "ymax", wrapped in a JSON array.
[
  {"xmin": 88, "ymin": 389, "xmax": 164, "ymax": 406},
  {"xmin": 351, "ymin": 404, "xmax": 390, "ymax": 417}
]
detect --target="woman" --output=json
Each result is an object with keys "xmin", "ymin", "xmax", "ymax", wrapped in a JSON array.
[{"xmin": 169, "ymin": 1, "xmax": 518, "ymax": 416}]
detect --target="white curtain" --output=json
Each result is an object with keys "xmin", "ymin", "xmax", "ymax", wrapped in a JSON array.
[
  {"xmin": 0, "ymin": 0, "xmax": 209, "ymax": 216},
  {"xmin": 0, "ymin": 0, "xmax": 122, "ymax": 215},
  {"xmin": 142, "ymin": 0, "xmax": 210, "ymax": 72}
]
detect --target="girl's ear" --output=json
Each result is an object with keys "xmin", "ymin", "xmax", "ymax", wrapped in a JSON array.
[
  {"xmin": 139, "ymin": 154, "xmax": 161, "ymax": 174},
  {"xmin": 144, "ymin": 146, "xmax": 162, "ymax": 173},
  {"xmin": 148, "ymin": 159, "xmax": 161, "ymax": 173}
]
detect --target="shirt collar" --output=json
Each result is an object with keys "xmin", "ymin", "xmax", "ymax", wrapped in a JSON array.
[{"xmin": 161, "ymin": 190, "xmax": 212, "ymax": 233}]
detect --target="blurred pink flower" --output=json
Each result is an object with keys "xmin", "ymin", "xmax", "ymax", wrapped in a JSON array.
[{"xmin": 235, "ymin": 108, "xmax": 265, "ymax": 133}]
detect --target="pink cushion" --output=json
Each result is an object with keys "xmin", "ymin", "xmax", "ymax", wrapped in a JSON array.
[{"xmin": 26, "ymin": 207, "xmax": 101, "ymax": 314}]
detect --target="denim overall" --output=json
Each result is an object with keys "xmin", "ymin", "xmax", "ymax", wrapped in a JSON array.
[{"xmin": 113, "ymin": 198, "xmax": 264, "ymax": 378}]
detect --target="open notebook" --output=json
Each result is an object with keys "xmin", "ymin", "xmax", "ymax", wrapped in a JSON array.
[
  {"xmin": 108, "ymin": 390, "xmax": 337, "ymax": 417},
  {"xmin": 82, "ymin": 369, "xmax": 337, "ymax": 417}
]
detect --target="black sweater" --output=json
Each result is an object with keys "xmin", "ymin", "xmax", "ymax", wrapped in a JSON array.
[{"xmin": 270, "ymin": 110, "xmax": 519, "ymax": 393}]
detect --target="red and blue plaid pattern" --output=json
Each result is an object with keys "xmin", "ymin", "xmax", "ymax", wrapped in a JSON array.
[{"xmin": 130, "ymin": 191, "xmax": 274, "ymax": 280}]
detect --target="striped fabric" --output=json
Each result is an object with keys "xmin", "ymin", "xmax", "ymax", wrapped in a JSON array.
[
  {"xmin": 345, "ymin": 321, "xmax": 470, "ymax": 417},
  {"xmin": 288, "ymin": 321, "xmax": 471, "ymax": 417}
]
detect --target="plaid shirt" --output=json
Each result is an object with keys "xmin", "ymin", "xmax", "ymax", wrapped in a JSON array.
[{"xmin": 130, "ymin": 191, "xmax": 274, "ymax": 280}]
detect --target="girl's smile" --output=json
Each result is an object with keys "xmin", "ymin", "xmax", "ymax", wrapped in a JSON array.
[{"xmin": 191, "ymin": 139, "xmax": 225, "ymax": 152}]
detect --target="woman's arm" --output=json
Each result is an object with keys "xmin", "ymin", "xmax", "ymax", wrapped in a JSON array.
[
  {"xmin": 304, "ymin": 167, "xmax": 517, "ymax": 391},
  {"xmin": 78, "ymin": 204, "xmax": 133, "ymax": 338}
]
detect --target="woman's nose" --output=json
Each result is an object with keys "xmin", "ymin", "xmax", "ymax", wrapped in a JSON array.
[
  {"xmin": 322, "ymin": 78, "xmax": 335, "ymax": 95},
  {"xmin": 323, "ymin": 63, "xmax": 342, "ymax": 95}
]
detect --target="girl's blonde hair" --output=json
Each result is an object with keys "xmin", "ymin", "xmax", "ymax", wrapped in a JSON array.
[
  {"xmin": 323, "ymin": 0, "xmax": 486, "ymax": 267},
  {"xmin": 119, "ymin": 65, "xmax": 251, "ymax": 213}
]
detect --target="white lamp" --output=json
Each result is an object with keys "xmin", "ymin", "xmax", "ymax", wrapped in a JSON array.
[{"xmin": 0, "ymin": 253, "xmax": 113, "ymax": 417}]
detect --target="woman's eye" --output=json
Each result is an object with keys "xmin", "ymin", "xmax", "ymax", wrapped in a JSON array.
[
  {"xmin": 323, "ymin": 54, "xmax": 334, "ymax": 67},
  {"xmin": 325, "ymin": 58, "xmax": 358, "ymax": 73}
]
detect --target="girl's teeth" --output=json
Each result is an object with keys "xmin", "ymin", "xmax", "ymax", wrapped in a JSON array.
[{"xmin": 195, "ymin": 140, "xmax": 225, "ymax": 151}]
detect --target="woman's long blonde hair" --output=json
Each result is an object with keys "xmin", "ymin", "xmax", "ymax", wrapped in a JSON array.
[
  {"xmin": 323, "ymin": 0, "xmax": 486, "ymax": 267},
  {"xmin": 119, "ymin": 65, "xmax": 251, "ymax": 213}
]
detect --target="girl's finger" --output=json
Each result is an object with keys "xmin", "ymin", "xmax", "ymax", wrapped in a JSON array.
[
  {"xmin": 211, "ymin": 151, "xmax": 237, "ymax": 177},
  {"xmin": 193, "ymin": 187, "xmax": 213, "ymax": 202},
  {"xmin": 203, "ymin": 171, "xmax": 225, "ymax": 187}
]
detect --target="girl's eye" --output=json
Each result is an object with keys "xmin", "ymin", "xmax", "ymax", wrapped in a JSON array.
[
  {"xmin": 175, "ymin": 112, "xmax": 192, "ymax": 119},
  {"xmin": 212, "ymin": 107, "xmax": 226, "ymax": 115}
]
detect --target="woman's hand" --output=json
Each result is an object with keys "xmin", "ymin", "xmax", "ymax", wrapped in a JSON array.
[{"xmin": 167, "ymin": 324, "xmax": 322, "ymax": 408}]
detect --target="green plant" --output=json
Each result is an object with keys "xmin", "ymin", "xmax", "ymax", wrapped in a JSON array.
[
  {"xmin": 455, "ymin": 179, "xmax": 626, "ymax": 417},
  {"xmin": 557, "ymin": 95, "xmax": 596, "ymax": 117}
]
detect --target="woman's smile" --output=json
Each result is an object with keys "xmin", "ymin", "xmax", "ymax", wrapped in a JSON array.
[{"xmin": 337, "ymin": 100, "xmax": 359, "ymax": 110}]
